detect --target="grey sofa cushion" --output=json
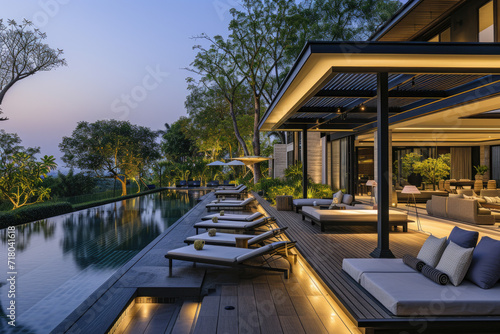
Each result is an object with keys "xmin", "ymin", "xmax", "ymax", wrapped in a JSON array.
[
  {"xmin": 342, "ymin": 258, "xmax": 415, "ymax": 283},
  {"xmin": 360, "ymin": 272, "xmax": 500, "ymax": 316},
  {"xmin": 435, "ymin": 241, "xmax": 474, "ymax": 286},
  {"xmin": 333, "ymin": 190, "xmax": 343, "ymax": 204},
  {"xmin": 342, "ymin": 194, "xmax": 353, "ymax": 205},
  {"xmin": 417, "ymin": 235, "xmax": 447, "ymax": 267}
]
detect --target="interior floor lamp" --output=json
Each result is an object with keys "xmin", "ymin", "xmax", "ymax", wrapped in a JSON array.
[
  {"xmin": 366, "ymin": 180, "xmax": 377, "ymax": 206},
  {"xmin": 401, "ymin": 185, "xmax": 429, "ymax": 234}
]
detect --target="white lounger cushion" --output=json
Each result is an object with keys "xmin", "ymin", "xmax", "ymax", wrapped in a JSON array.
[
  {"xmin": 360, "ymin": 272, "xmax": 500, "ymax": 316},
  {"xmin": 186, "ymin": 232, "xmax": 257, "ymax": 246},
  {"xmin": 202, "ymin": 212, "xmax": 263, "ymax": 221},
  {"xmin": 186, "ymin": 228, "xmax": 280, "ymax": 246},
  {"xmin": 194, "ymin": 217, "xmax": 269, "ymax": 230},
  {"xmin": 342, "ymin": 258, "xmax": 415, "ymax": 283},
  {"xmin": 302, "ymin": 207, "xmax": 407, "ymax": 222},
  {"xmin": 167, "ymin": 241, "xmax": 290, "ymax": 264},
  {"xmin": 167, "ymin": 244, "xmax": 251, "ymax": 264},
  {"xmin": 206, "ymin": 197, "xmax": 255, "ymax": 207}
]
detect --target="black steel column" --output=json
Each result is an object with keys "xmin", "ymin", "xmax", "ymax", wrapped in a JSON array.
[
  {"xmin": 302, "ymin": 127, "xmax": 308, "ymax": 199},
  {"xmin": 370, "ymin": 72, "xmax": 395, "ymax": 258},
  {"xmin": 348, "ymin": 135, "xmax": 356, "ymax": 197}
]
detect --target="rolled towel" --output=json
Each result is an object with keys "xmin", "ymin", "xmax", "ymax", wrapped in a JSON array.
[
  {"xmin": 402, "ymin": 254, "xmax": 425, "ymax": 272},
  {"xmin": 421, "ymin": 264, "xmax": 449, "ymax": 285}
]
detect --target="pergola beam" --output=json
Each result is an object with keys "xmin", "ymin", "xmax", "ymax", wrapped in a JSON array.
[{"xmin": 315, "ymin": 89, "xmax": 448, "ymax": 99}]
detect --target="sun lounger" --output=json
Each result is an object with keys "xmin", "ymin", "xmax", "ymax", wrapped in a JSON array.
[
  {"xmin": 184, "ymin": 227, "xmax": 287, "ymax": 247},
  {"xmin": 193, "ymin": 216, "xmax": 275, "ymax": 234},
  {"xmin": 165, "ymin": 240, "xmax": 296, "ymax": 278},
  {"xmin": 206, "ymin": 196, "xmax": 255, "ymax": 211},
  {"xmin": 202, "ymin": 212, "xmax": 263, "ymax": 221},
  {"xmin": 214, "ymin": 185, "xmax": 247, "ymax": 199},
  {"xmin": 216, "ymin": 184, "xmax": 242, "ymax": 191}
]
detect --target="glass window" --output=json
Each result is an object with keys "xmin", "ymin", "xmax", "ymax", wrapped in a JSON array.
[
  {"xmin": 440, "ymin": 28, "xmax": 451, "ymax": 42},
  {"xmin": 428, "ymin": 28, "xmax": 451, "ymax": 42},
  {"xmin": 479, "ymin": 1, "xmax": 494, "ymax": 42},
  {"xmin": 428, "ymin": 34, "xmax": 439, "ymax": 42}
]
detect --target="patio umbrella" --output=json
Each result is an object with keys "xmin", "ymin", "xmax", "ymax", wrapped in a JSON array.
[
  {"xmin": 230, "ymin": 156, "xmax": 270, "ymax": 165},
  {"xmin": 226, "ymin": 160, "xmax": 246, "ymax": 166},
  {"xmin": 207, "ymin": 161, "xmax": 227, "ymax": 166}
]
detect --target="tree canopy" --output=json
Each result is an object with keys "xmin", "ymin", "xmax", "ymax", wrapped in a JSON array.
[
  {"xmin": 0, "ymin": 19, "xmax": 66, "ymax": 120},
  {"xmin": 180, "ymin": 0, "xmax": 402, "ymax": 183},
  {"xmin": 0, "ymin": 130, "xmax": 56, "ymax": 209},
  {"xmin": 59, "ymin": 120, "xmax": 160, "ymax": 196}
]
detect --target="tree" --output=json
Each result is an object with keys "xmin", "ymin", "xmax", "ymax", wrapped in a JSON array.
[
  {"xmin": 185, "ymin": 83, "xmax": 253, "ymax": 161},
  {"xmin": 297, "ymin": 0, "xmax": 401, "ymax": 43},
  {"xmin": 43, "ymin": 169, "xmax": 97, "ymax": 198},
  {"xmin": 0, "ymin": 152, "xmax": 57, "ymax": 209},
  {"xmin": 413, "ymin": 153, "xmax": 451, "ymax": 190},
  {"xmin": 187, "ymin": 42, "xmax": 251, "ymax": 157},
  {"xmin": 59, "ymin": 120, "xmax": 160, "ymax": 196},
  {"xmin": 161, "ymin": 118, "xmax": 198, "ymax": 163},
  {"xmin": 0, "ymin": 19, "xmax": 66, "ymax": 120}
]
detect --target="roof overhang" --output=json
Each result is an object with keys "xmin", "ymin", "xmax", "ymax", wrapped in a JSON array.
[
  {"xmin": 369, "ymin": 0, "xmax": 466, "ymax": 42},
  {"xmin": 259, "ymin": 42, "xmax": 500, "ymax": 136}
]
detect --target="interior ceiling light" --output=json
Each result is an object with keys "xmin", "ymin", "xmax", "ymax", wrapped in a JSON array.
[{"xmin": 360, "ymin": 105, "xmax": 365, "ymax": 111}]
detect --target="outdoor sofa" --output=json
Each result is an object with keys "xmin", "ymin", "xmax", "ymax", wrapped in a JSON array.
[
  {"xmin": 301, "ymin": 207, "xmax": 408, "ymax": 232},
  {"xmin": 426, "ymin": 195, "xmax": 495, "ymax": 225},
  {"xmin": 184, "ymin": 227, "xmax": 287, "ymax": 247},
  {"xmin": 165, "ymin": 240, "xmax": 296, "ymax": 278},
  {"xmin": 292, "ymin": 191, "xmax": 355, "ymax": 213},
  {"xmin": 342, "ymin": 227, "xmax": 500, "ymax": 316}
]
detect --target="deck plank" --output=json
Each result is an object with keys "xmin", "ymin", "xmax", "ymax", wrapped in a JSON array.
[{"xmin": 255, "ymin": 193, "xmax": 427, "ymax": 322}]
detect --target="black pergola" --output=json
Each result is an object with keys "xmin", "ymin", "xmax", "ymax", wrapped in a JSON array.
[{"xmin": 259, "ymin": 41, "xmax": 500, "ymax": 257}]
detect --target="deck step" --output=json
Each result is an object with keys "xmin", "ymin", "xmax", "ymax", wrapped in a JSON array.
[{"xmin": 170, "ymin": 300, "xmax": 200, "ymax": 334}]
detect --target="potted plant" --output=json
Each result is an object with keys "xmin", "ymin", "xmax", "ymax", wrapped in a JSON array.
[{"xmin": 474, "ymin": 165, "xmax": 488, "ymax": 180}]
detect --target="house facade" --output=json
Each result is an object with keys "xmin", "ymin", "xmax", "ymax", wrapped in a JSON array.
[{"xmin": 271, "ymin": 0, "xmax": 500, "ymax": 198}]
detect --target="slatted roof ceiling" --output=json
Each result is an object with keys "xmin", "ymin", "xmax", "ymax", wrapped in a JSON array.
[
  {"xmin": 275, "ymin": 72, "xmax": 484, "ymax": 131},
  {"xmin": 370, "ymin": 0, "xmax": 466, "ymax": 41},
  {"xmin": 258, "ymin": 42, "xmax": 500, "ymax": 133}
]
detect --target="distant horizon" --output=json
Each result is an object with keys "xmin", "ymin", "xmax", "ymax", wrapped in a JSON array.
[{"xmin": 0, "ymin": 0, "xmax": 236, "ymax": 169}]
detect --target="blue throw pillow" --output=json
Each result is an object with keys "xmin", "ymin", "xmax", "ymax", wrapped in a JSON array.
[
  {"xmin": 448, "ymin": 226, "xmax": 479, "ymax": 249},
  {"xmin": 466, "ymin": 236, "xmax": 500, "ymax": 289}
]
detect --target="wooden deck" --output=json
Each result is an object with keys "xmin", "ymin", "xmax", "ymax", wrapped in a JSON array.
[
  {"xmin": 59, "ymin": 191, "xmax": 355, "ymax": 334},
  {"xmin": 255, "ymin": 194, "xmax": 500, "ymax": 334}
]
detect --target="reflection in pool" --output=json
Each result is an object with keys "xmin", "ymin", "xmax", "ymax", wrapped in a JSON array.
[{"xmin": 0, "ymin": 190, "xmax": 203, "ymax": 333}]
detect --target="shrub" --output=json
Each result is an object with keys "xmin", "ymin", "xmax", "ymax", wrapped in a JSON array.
[{"xmin": 0, "ymin": 202, "xmax": 73, "ymax": 228}]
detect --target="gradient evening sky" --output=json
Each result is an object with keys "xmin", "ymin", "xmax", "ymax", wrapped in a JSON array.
[
  {"xmin": 0, "ymin": 0, "xmax": 407, "ymax": 169},
  {"xmin": 0, "ymin": 0, "xmax": 237, "ymax": 167}
]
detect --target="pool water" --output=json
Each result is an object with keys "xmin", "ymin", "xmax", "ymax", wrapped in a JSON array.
[{"xmin": 0, "ymin": 190, "xmax": 203, "ymax": 333}]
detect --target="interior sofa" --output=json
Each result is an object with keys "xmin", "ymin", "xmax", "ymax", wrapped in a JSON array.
[
  {"xmin": 301, "ymin": 206, "xmax": 408, "ymax": 232},
  {"xmin": 426, "ymin": 195, "xmax": 495, "ymax": 225},
  {"xmin": 396, "ymin": 190, "xmax": 448, "ymax": 203}
]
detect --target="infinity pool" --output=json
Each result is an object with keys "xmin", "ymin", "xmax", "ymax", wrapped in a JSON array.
[{"xmin": 0, "ymin": 190, "xmax": 203, "ymax": 333}]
